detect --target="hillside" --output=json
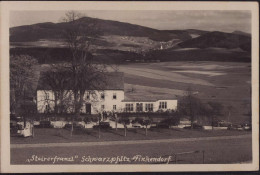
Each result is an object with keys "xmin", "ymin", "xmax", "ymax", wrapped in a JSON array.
[
  {"xmin": 10, "ymin": 17, "xmax": 183, "ymax": 42},
  {"xmin": 10, "ymin": 17, "xmax": 251, "ymax": 63},
  {"xmin": 232, "ymin": 30, "xmax": 251, "ymax": 37},
  {"xmin": 178, "ymin": 31, "xmax": 251, "ymax": 52}
]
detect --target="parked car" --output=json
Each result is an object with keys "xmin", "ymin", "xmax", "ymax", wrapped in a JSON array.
[
  {"xmin": 33, "ymin": 120, "xmax": 40, "ymax": 126},
  {"xmin": 193, "ymin": 123, "xmax": 203, "ymax": 129},
  {"xmin": 17, "ymin": 122, "xmax": 33, "ymax": 137},
  {"xmin": 150, "ymin": 123, "xmax": 157, "ymax": 128},
  {"xmin": 228, "ymin": 124, "xmax": 243, "ymax": 130},
  {"xmin": 64, "ymin": 123, "xmax": 84, "ymax": 129},
  {"xmin": 183, "ymin": 123, "xmax": 202, "ymax": 129},
  {"xmin": 132, "ymin": 123, "xmax": 142, "ymax": 128},
  {"xmin": 156, "ymin": 123, "xmax": 170, "ymax": 128},
  {"xmin": 218, "ymin": 120, "xmax": 232, "ymax": 127},
  {"xmin": 242, "ymin": 123, "xmax": 251, "ymax": 131},
  {"xmin": 38, "ymin": 121, "xmax": 52, "ymax": 128},
  {"xmin": 93, "ymin": 122, "xmax": 112, "ymax": 129}
]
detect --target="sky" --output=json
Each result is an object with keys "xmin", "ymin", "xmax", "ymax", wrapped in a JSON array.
[{"xmin": 10, "ymin": 10, "xmax": 251, "ymax": 33}]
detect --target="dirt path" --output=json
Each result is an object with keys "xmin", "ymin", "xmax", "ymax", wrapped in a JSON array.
[{"xmin": 11, "ymin": 134, "xmax": 251, "ymax": 149}]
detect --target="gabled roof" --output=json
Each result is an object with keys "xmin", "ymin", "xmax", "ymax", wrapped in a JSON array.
[{"xmin": 37, "ymin": 71, "xmax": 124, "ymax": 91}]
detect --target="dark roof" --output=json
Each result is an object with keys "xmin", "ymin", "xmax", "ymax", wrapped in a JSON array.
[{"xmin": 37, "ymin": 71, "xmax": 124, "ymax": 90}]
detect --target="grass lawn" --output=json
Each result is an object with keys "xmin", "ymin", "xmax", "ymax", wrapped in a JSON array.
[{"xmin": 11, "ymin": 127, "xmax": 251, "ymax": 144}]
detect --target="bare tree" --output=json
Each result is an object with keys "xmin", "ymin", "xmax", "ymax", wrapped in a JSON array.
[
  {"xmin": 119, "ymin": 116, "xmax": 130, "ymax": 137},
  {"xmin": 179, "ymin": 88, "xmax": 202, "ymax": 129},
  {"xmin": 10, "ymin": 55, "xmax": 38, "ymax": 129},
  {"xmin": 141, "ymin": 118, "xmax": 151, "ymax": 136},
  {"xmin": 208, "ymin": 101, "xmax": 224, "ymax": 127},
  {"xmin": 61, "ymin": 11, "xmax": 111, "ymax": 136},
  {"xmin": 40, "ymin": 65, "xmax": 74, "ymax": 115},
  {"xmin": 61, "ymin": 11, "xmax": 84, "ymax": 23}
]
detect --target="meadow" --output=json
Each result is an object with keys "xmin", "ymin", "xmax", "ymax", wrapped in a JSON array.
[{"xmin": 119, "ymin": 61, "xmax": 251, "ymax": 124}]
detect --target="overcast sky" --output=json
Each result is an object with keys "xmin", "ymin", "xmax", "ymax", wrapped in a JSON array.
[{"xmin": 10, "ymin": 10, "xmax": 251, "ymax": 33}]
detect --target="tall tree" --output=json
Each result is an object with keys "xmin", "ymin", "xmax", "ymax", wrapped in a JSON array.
[
  {"xmin": 119, "ymin": 117, "xmax": 130, "ymax": 137},
  {"xmin": 208, "ymin": 101, "xmax": 224, "ymax": 127},
  {"xmin": 61, "ymin": 11, "xmax": 109, "ymax": 136},
  {"xmin": 10, "ymin": 55, "xmax": 38, "ymax": 115},
  {"xmin": 40, "ymin": 65, "xmax": 73, "ymax": 114},
  {"xmin": 179, "ymin": 88, "xmax": 202, "ymax": 129}
]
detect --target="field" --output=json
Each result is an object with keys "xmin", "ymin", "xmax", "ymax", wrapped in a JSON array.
[{"xmin": 118, "ymin": 61, "xmax": 251, "ymax": 124}]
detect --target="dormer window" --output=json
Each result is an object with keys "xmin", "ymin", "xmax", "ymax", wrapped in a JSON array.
[{"xmin": 113, "ymin": 93, "xmax": 117, "ymax": 100}]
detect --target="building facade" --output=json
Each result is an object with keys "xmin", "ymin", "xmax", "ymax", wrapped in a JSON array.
[{"xmin": 37, "ymin": 72, "xmax": 177, "ymax": 114}]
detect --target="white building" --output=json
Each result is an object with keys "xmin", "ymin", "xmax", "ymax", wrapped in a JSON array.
[{"xmin": 37, "ymin": 72, "xmax": 177, "ymax": 114}]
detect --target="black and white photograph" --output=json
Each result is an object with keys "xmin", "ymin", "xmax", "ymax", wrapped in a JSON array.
[{"xmin": 0, "ymin": 1, "xmax": 259, "ymax": 173}]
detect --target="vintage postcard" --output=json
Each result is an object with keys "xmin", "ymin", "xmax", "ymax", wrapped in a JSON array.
[{"xmin": 0, "ymin": 1, "xmax": 259, "ymax": 173}]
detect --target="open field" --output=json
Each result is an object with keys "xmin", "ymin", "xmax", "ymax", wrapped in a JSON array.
[
  {"xmin": 11, "ymin": 128, "xmax": 250, "ymax": 144},
  {"xmin": 119, "ymin": 61, "xmax": 251, "ymax": 124},
  {"xmin": 11, "ymin": 133, "xmax": 252, "ymax": 164}
]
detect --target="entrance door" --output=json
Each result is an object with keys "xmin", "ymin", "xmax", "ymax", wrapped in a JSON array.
[{"xmin": 86, "ymin": 104, "xmax": 91, "ymax": 114}]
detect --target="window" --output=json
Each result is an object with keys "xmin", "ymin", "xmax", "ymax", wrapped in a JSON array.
[
  {"xmin": 145, "ymin": 103, "xmax": 153, "ymax": 112},
  {"xmin": 101, "ymin": 105, "xmax": 105, "ymax": 110},
  {"xmin": 101, "ymin": 93, "xmax": 105, "ymax": 100},
  {"xmin": 159, "ymin": 101, "xmax": 167, "ymax": 109},
  {"xmin": 113, "ymin": 105, "xmax": 116, "ymax": 110},
  {"xmin": 113, "ymin": 93, "xmax": 117, "ymax": 99},
  {"xmin": 136, "ymin": 103, "xmax": 143, "ymax": 112},
  {"xmin": 125, "ymin": 103, "xmax": 133, "ymax": 112}
]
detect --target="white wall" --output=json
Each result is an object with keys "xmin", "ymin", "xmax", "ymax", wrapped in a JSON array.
[
  {"xmin": 155, "ymin": 100, "xmax": 178, "ymax": 111},
  {"xmin": 81, "ymin": 90, "xmax": 125, "ymax": 114},
  {"xmin": 37, "ymin": 90, "xmax": 125, "ymax": 114},
  {"xmin": 37, "ymin": 90, "xmax": 177, "ymax": 114}
]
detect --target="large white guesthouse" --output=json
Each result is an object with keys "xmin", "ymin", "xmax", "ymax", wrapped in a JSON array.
[{"xmin": 37, "ymin": 72, "xmax": 177, "ymax": 114}]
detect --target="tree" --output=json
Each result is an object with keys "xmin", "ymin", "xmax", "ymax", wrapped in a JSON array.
[
  {"xmin": 179, "ymin": 88, "xmax": 202, "ymax": 129},
  {"xmin": 226, "ymin": 105, "xmax": 234, "ymax": 122},
  {"xmin": 166, "ymin": 110, "xmax": 181, "ymax": 127},
  {"xmin": 140, "ymin": 118, "xmax": 151, "ymax": 136},
  {"xmin": 119, "ymin": 117, "xmax": 130, "ymax": 137},
  {"xmin": 60, "ymin": 11, "xmax": 111, "ymax": 136},
  {"xmin": 40, "ymin": 65, "xmax": 73, "ymax": 114},
  {"xmin": 114, "ymin": 113, "xmax": 118, "ymax": 131},
  {"xmin": 10, "ymin": 55, "xmax": 38, "ymax": 130},
  {"xmin": 208, "ymin": 101, "xmax": 224, "ymax": 127}
]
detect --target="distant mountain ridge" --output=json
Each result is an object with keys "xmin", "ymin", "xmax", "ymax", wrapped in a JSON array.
[
  {"xmin": 178, "ymin": 31, "xmax": 251, "ymax": 52},
  {"xmin": 10, "ymin": 16, "xmax": 251, "ymax": 63},
  {"xmin": 10, "ymin": 16, "xmax": 187, "ymax": 42}
]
